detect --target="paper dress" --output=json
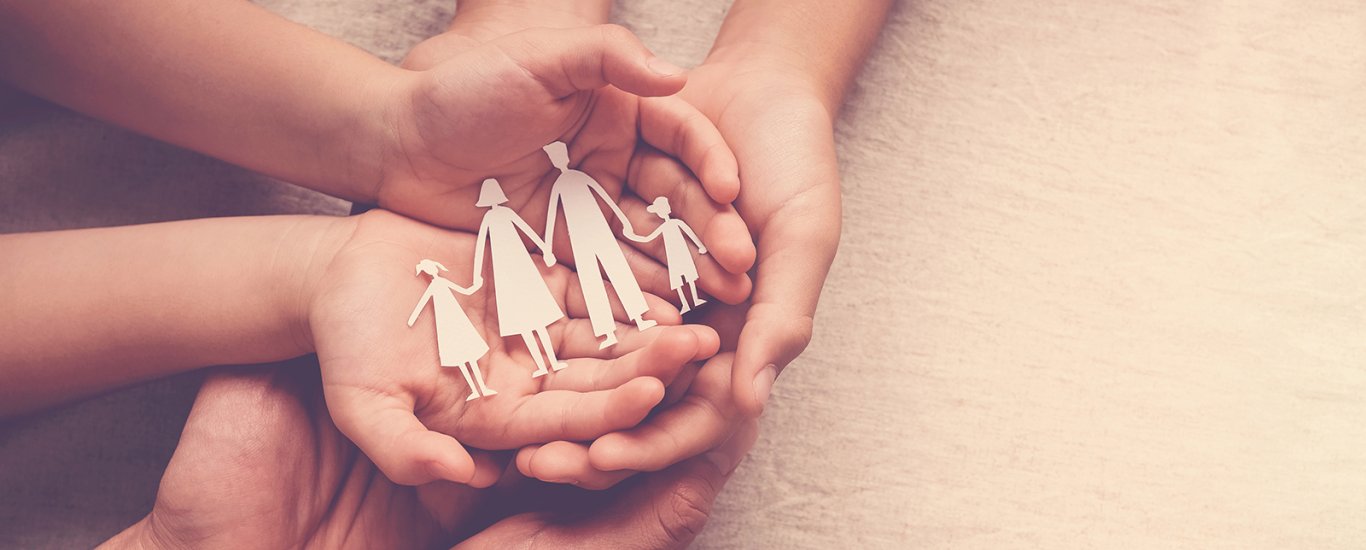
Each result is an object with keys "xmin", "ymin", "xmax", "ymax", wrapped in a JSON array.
[
  {"xmin": 542, "ymin": 141, "xmax": 655, "ymax": 349},
  {"xmin": 408, "ymin": 259, "xmax": 496, "ymax": 400},
  {"xmin": 639, "ymin": 196, "xmax": 709, "ymax": 312},
  {"xmin": 471, "ymin": 178, "xmax": 569, "ymax": 378}
]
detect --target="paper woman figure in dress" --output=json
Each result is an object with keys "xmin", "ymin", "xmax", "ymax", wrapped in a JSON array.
[
  {"xmin": 407, "ymin": 259, "xmax": 497, "ymax": 401},
  {"xmin": 470, "ymin": 178, "xmax": 569, "ymax": 378},
  {"xmin": 633, "ymin": 197, "xmax": 709, "ymax": 312},
  {"xmin": 542, "ymin": 141, "xmax": 655, "ymax": 350}
]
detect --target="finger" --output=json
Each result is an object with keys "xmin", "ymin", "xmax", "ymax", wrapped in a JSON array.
[
  {"xmin": 627, "ymin": 145, "xmax": 757, "ymax": 275},
  {"xmin": 468, "ymin": 449, "xmax": 508, "ymax": 489},
  {"xmin": 459, "ymin": 421, "xmax": 758, "ymax": 549},
  {"xmin": 619, "ymin": 194, "xmax": 752, "ymax": 305},
  {"xmin": 517, "ymin": 442, "xmax": 636, "ymax": 490},
  {"xmin": 732, "ymin": 189, "xmax": 840, "ymax": 416},
  {"xmin": 638, "ymin": 96, "xmax": 741, "ymax": 204},
  {"xmin": 589, "ymin": 353, "xmax": 736, "ymax": 473},
  {"xmin": 500, "ymin": 377, "xmax": 665, "ymax": 445},
  {"xmin": 327, "ymin": 386, "xmax": 477, "ymax": 486},
  {"xmin": 501, "ymin": 25, "xmax": 686, "ymax": 99},
  {"xmin": 561, "ymin": 268, "xmax": 682, "ymax": 327},
  {"xmin": 545, "ymin": 325, "xmax": 716, "ymax": 392}
]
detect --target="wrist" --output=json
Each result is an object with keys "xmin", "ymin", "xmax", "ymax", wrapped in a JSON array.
[
  {"xmin": 272, "ymin": 215, "xmax": 357, "ymax": 357},
  {"xmin": 324, "ymin": 64, "xmax": 415, "ymax": 205}
]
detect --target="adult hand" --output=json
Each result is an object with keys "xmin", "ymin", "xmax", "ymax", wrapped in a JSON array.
[
  {"xmin": 398, "ymin": 9, "xmax": 757, "ymax": 307},
  {"xmin": 101, "ymin": 363, "xmax": 757, "ymax": 550}
]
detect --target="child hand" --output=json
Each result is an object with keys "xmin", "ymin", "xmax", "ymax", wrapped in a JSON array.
[{"xmin": 307, "ymin": 211, "xmax": 720, "ymax": 486}]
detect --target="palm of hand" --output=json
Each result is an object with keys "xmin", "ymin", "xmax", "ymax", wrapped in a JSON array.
[{"xmin": 309, "ymin": 211, "xmax": 709, "ymax": 485}]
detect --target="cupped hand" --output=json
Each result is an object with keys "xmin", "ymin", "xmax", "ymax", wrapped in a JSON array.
[
  {"xmin": 102, "ymin": 363, "xmax": 756, "ymax": 550},
  {"xmin": 394, "ymin": 20, "xmax": 756, "ymax": 306},
  {"xmin": 307, "ymin": 210, "xmax": 720, "ymax": 487}
]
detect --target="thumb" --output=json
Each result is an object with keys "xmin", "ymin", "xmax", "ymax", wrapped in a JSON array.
[
  {"xmin": 328, "ymin": 387, "xmax": 477, "ymax": 486},
  {"xmin": 499, "ymin": 25, "xmax": 687, "ymax": 98}
]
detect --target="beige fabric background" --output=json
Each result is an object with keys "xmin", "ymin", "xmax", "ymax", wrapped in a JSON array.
[{"xmin": 3, "ymin": 0, "xmax": 1365, "ymax": 547}]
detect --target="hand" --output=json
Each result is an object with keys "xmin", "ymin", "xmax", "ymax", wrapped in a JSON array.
[
  {"xmin": 102, "ymin": 364, "xmax": 755, "ymax": 550},
  {"xmin": 102, "ymin": 365, "xmax": 488, "ymax": 549},
  {"xmin": 543, "ymin": 251, "xmax": 557, "ymax": 268},
  {"xmin": 397, "ymin": 18, "xmax": 757, "ymax": 307},
  {"xmin": 307, "ymin": 210, "xmax": 721, "ymax": 486},
  {"xmin": 697, "ymin": 246, "xmax": 708, "ymax": 255},
  {"xmin": 679, "ymin": 62, "xmax": 843, "ymax": 417}
]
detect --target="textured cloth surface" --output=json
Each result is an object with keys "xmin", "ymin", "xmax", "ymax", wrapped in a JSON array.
[{"xmin": 4, "ymin": 1, "xmax": 1366, "ymax": 548}]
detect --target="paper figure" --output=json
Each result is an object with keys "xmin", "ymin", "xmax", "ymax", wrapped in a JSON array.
[
  {"xmin": 632, "ymin": 197, "xmax": 709, "ymax": 312},
  {"xmin": 542, "ymin": 141, "xmax": 655, "ymax": 349},
  {"xmin": 407, "ymin": 259, "xmax": 497, "ymax": 401},
  {"xmin": 470, "ymin": 178, "xmax": 569, "ymax": 378}
]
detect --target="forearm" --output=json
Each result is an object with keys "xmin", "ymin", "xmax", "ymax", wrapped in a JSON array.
[
  {"xmin": 0, "ymin": 215, "xmax": 345, "ymax": 415},
  {"xmin": 708, "ymin": 0, "xmax": 893, "ymax": 111},
  {"xmin": 0, "ymin": 0, "xmax": 397, "ymax": 200},
  {"xmin": 449, "ymin": 0, "xmax": 610, "ymax": 38}
]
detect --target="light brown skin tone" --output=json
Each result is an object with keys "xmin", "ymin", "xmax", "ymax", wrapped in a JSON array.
[{"xmin": 0, "ymin": 210, "xmax": 720, "ymax": 487}]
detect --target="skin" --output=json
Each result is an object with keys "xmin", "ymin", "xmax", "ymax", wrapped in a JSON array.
[
  {"xmin": 0, "ymin": 210, "xmax": 721, "ymax": 487},
  {"xmin": 0, "ymin": 1, "xmax": 754, "ymax": 304},
  {"xmin": 434, "ymin": 0, "xmax": 894, "ymax": 489},
  {"xmin": 99, "ymin": 364, "xmax": 758, "ymax": 549}
]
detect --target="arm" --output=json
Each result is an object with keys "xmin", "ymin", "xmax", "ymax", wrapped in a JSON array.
[
  {"xmin": 543, "ymin": 185, "xmax": 562, "ymax": 248},
  {"xmin": 511, "ymin": 212, "xmax": 557, "ymax": 266},
  {"xmin": 406, "ymin": 286, "xmax": 435, "ymax": 327},
  {"xmin": 678, "ymin": 221, "xmax": 708, "ymax": 254},
  {"xmin": 586, "ymin": 177, "xmax": 638, "ymax": 237},
  {"xmin": 0, "ymin": 0, "xmax": 398, "ymax": 201},
  {"xmin": 0, "ymin": 215, "xmax": 345, "ymax": 416},
  {"xmin": 470, "ymin": 218, "xmax": 491, "ymax": 285},
  {"xmin": 443, "ymin": 278, "xmax": 477, "ymax": 296}
]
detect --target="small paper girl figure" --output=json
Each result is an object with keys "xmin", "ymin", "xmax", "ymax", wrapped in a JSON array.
[
  {"xmin": 633, "ymin": 197, "xmax": 709, "ymax": 312},
  {"xmin": 407, "ymin": 259, "xmax": 497, "ymax": 401}
]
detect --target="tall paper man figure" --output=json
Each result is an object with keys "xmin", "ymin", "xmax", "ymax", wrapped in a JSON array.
[
  {"xmin": 407, "ymin": 259, "xmax": 497, "ymax": 400},
  {"xmin": 542, "ymin": 141, "xmax": 655, "ymax": 349},
  {"xmin": 470, "ymin": 178, "xmax": 569, "ymax": 378},
  {"xmin": 632, "ymin": 196, "xmax": 709, "ymax": 313}
]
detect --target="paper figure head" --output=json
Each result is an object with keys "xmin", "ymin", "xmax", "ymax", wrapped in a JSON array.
[
  {"xmin": 646, "ymin": 196, "xmax": 672, "ymax": 219},
  {"xmin": 416, "ymin": 259, "xmax": 448, "ymax": 277},
  {"xmin": 476, "ymin": 178, "xmax": 508, "ymax": 207},
  {"xmin": 543, "ymin": 141, "xmax": 570, "ymax": 170}
]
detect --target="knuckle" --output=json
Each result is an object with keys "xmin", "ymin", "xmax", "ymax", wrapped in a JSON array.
[{"xmin": 654, "ymin": 478, "xmax": 715, "ymax": 545}]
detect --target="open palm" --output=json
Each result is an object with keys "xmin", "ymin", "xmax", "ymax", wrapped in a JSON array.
[{"xmin": 308, "ymin": 210, "xmax": 719, "ymax": 486}]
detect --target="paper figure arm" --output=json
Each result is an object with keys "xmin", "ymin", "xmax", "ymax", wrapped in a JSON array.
[
  {"xmin": 407, "ymin": 286, "xmax": 435, "ymax": 327},
  {"xmin": 470, "ymin": 217, "xmax": 491, "ymax": 286},
  {"xmin": 631, "ymin": 224, "xmax": 666, "ymax": 243},
  {"xmin": 679, "ymin": 221, "xmax": 708, "ymax": 254},
  {"xmin": 512, "ymin": 213, "xmax": 557, "ymax": 267},
  {"xmin": 543, "ymin": 185, "xmax": 562, "ymax": 249},
  {"xmin": 445, "ymin": 278, "xmax": 478, "ymax": 296},
  {"xmin": 587, "ymin": 177, "xmax": 639, "ymax": 238}
]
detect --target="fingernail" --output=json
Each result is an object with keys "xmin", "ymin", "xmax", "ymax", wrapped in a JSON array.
[
  {"xmin": 646, "ymin": 57, "xmax": 685, "ymax": 76},
  {"xmin": 753, "ymin": 365, "xmax": 777, "ymax": 411}
]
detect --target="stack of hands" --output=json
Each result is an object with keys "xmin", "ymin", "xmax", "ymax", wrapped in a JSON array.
[{"xmin": 0, "ymin": 0, "xmax": 889, "ymax": 547}]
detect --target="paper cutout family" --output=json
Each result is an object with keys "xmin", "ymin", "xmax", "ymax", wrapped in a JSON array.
[{"xmin": 406, "ymin": 142, "xmax": 710, "ymax": 400}]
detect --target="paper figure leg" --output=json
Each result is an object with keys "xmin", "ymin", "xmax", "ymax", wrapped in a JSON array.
[
  {"xmin": 536, "ymin": 327, "xmax": 569, "ymax": 371},
  {"xmin": 576, "ymin": 256, "xmax": 617, "ymax": 340},
  {"xmin": 676, "ymin": 287, "xmax": 691, "ymax": 314},
  {"xmin": 523, "ymin": 332, "xmax": 550, "ymax": 378},
  {"xmin": 687, "ymin": 278, "xmax": 706, "ymax": 307},
  {"xmin": 469, "ymin": 361, "xmax": 496, "ymax": 397},
  {"xmin": 452, "ymin": 364, "xmax": 479, "ymax": 401},
  {"xmin": 598, "ymin": 247, "xmax": 651, "ymax": 325}
]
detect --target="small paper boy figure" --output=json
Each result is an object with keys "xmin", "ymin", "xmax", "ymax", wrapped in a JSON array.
[
  {"xmin": 408, "ymin": 259, "xmax": 497, "ymax": 401},
  {"xmin": 634, "ymin": 197, "xmax": 709, "ymax": 312}
]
